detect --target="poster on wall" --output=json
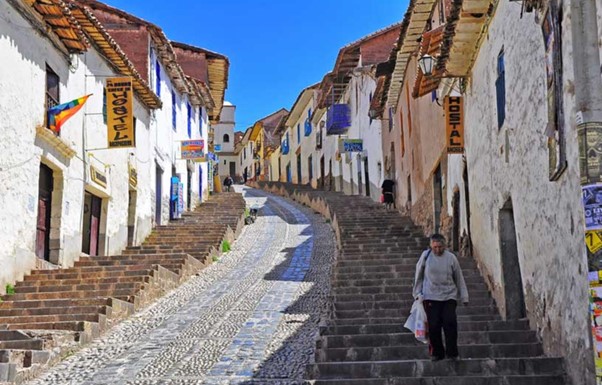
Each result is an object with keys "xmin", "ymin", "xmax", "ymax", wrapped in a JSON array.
[
  {"xmin": 583, "ymin": 184, "xmax": 602, "ymax": 230},
  {"xmin": 181, "ymin": 139, "xmax": 205, "ymax": 160},
  {"xmin": 588, "ymin": 273, "xmax": 602, "ymax": 383},
  {"xmin": 579, "ymin": 123, "xmax": 602, "ymax": 185}
]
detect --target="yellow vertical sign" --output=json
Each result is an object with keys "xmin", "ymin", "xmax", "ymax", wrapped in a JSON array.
[
  {"xmin": 106, "ymin": 77, "xmax": 135, "ymax": 148},
  {"xmin": 444, "ymin": 96, "xmax": 464, "ymax": 154}
]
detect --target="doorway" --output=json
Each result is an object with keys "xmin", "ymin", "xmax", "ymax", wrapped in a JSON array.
[
  {"xmin": 356, "ymin": 155, "xmax": 362, "ymax": 196},
  {"xmin": 229, "ymin": 161, "xmax": 236, "ymax": 177},
  {"xmin": 155, "ymin": 164, "xmax": 163, "ymax": 225},
  {"xmin": 186, "ymin": 169, "xmax": 192, "ymax": 211},
  {"xmin": 433, "ymin": 164, "xmax": 443, "ymax": 234},
  {"xmin": 82, "ymin": 192, "xmax": 102, "ymax": 256},
  {"xmin": 36, "ymin": 164, "xmax": 53, "ymax": 261},
  {"xmin": 320, "ymin": 156, "xmax": 325, "ymax": 189},
  {"xmin": 364, "ymin": 157, "xmax": 370, "ymax": 197},
  {"xmin": 499, "ymin": 198, "xmax": 526, "ymax": 319},
  {"xmin": 452, "ymin": 190, "xmax": 460, "ymax": 252},
  {"xmin": 296, "ymin": 154, "xmax": 302, "ymax": 184},
  {"xmin": 127, "ymin": 189, "xmax": 137, "ymax": 246},
  {"xmin": 463, "ymin": 162, "xmax": 472, "ymax": 255},
  {"xmin": 308, "ymin": 155, "xmax": 313, "ymax": 185},
  {"xmin": 286, "ymin": 163, "xmax": 292, "ymax": 183}
]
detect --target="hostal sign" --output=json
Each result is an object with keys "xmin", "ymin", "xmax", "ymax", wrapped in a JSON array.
[{"xmin": 444, "ymin": 96, "xmax": 464, "ymax": 154}]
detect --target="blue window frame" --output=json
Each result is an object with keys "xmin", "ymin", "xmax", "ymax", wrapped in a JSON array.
[
  {"xmin": 187, "ymin": 103, "xmax": 192, "ymax": 138},
  {"xmin": 496, "ymin": 49, "xmax": 506, "ymax": 129},
  {"xmin": 155, "ymin": 59, "xmax": 161, "ymax": 97},
  {"xmin": 172, "ymin": 91, "xmax": 177, "ymax": 131},
  {"xmin": 199, "ymin": 108, "xmax": 203, "ymax": 136},
  {"xmin": 304, "ymin": 108, "xmax": 312, "ymax": 136}
]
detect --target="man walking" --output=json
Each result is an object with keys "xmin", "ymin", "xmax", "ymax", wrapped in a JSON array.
[{"xmin": 413, "ymin": 234, "xmax": 469, "ymax": 361}]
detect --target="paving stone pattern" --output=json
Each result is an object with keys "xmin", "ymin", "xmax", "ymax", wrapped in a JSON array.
[{"xmin": 21, "ymin": 187, "xmax": 335, "ymax": 385}]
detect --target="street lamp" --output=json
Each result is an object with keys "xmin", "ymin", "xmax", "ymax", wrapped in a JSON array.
[{"xmin": 418, "ymin": 54, "xmax": 436, "ymax": 76}]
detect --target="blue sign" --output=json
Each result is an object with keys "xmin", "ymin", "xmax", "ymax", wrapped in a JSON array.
[
  {"xmin": 214, "ymin": 144, "xmax": 222, "ymax": 152},
  {"xmin": 326, "ymin": 104, "xmax": 351, "ymax": 135},
  {"xmin": 304, "ymin": 118, "xmax": 312, "ymax": 136},
  {"xmin": 342, "ymin": 139, "xmax": 363, "ymax": 152},
  {"xmin": 170, "ymin": 176, "xmax": 179, "ymax": 201},
  {"xmin": 282, "ymin": 135, "xmax": 290, "ymax": 155},
  {"xmin": 207, "ymin": 152, "xmax": 218, "ymax": 162}
]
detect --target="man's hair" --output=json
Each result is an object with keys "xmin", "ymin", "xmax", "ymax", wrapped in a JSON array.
[{"xmin": 430, "ymin": 233, "xmax": 446, "ymax": 244}]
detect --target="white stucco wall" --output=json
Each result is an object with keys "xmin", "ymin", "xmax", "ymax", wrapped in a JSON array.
[{"xmin": 464, "ymin": 2, "xmax": 592, "ymax": 383}]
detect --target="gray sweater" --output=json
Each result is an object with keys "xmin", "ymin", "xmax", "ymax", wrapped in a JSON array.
[{"xmin": 413, "ymin": 249, "xmax": 469, "ymax": 303}]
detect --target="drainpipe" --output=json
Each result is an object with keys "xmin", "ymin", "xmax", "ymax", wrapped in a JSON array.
[
  {"xmin": 571, "ymin": 1, "xmax": 602, "ymax": 122},
  {"xmin": 571, "ymin": 1, "xmax": 602, "ymax": 385}
]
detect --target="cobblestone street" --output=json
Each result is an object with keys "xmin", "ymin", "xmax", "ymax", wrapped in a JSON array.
[{"xmin": 23, "ymin": 187, "xmax": 335, "ymax": 385}]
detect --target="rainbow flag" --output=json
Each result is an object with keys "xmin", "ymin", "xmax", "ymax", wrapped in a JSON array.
[{"xmin": 48, "ymin": 94, "xmax": 92, "ymax": 134}]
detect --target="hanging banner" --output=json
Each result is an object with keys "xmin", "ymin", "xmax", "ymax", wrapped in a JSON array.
[
  {"xmin": 444, "ymin": 96, "xmax": 464, "ymax": 154},
  {"xmin": 181, "ymin": 139, "xmax": 205, "ymax": 160},
  {"xmin": 106, "ymin": 77, "xmax": 135, "ymax": 148}
]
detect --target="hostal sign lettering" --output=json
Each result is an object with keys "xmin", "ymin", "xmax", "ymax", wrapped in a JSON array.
[
  {"xmin": 444, "ymin": 96, "xmax": 464, "ymax": 154},
  {"xmin": 106, "ymin": 77, "xmax": 135, "ymax": 148}
]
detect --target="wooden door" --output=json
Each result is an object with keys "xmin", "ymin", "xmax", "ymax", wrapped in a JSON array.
[
  {"xmin": 36, "ymin": 164, "xmax": 53, "ymax": 261},
  {"xmin": 89, "ymin": 195, "xmax": 101, "ymax": 256}
]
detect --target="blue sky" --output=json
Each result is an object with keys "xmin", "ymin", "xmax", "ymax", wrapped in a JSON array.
[{"xmin": 103, "ymin": 1, "xmax": 408, "ymax": 131}]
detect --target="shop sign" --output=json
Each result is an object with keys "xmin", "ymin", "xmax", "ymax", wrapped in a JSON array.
[
  {"xmin": 106, "ymin": 77, "xmax": 135, "ymax": 148},
  {"xmin": 181, "ymin": 139, "xmax": 205, "ymax": 160},
  {"xmin": 90, "ymin": 166, "xmax": 107, "ymax": 188},
  {"xmin": 214, "ymin": 144, "xmax": 222, "ymax": 152},
  {"xmin": 338, "ymin": 138, "xmax": 363, "ymax": 153},
  {"xmin": 444, "ymin": 96, "xmax": 464, "ymax": 154},
  {"xmin": 587, "ymin": 231, "xmax": 602, "ymax": 254}
]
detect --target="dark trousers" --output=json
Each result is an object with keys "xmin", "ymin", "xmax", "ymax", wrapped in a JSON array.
[{"xmin": 424, "ymin": 299, "xmax": 458, "ymax": 359}]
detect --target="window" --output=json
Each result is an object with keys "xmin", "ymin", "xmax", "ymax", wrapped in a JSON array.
[
  {"xmin": 297, "ymin": 123, "xmax": 301, "ymax": 143},
  {"xmin": 155, "ymin": 59, "xmax": 161, "ymax": 97},
  {"xmin": 495, "ymin": 49, "xmax": 506, "ymax": 129},
  {"xmin": 223, "ymin": 134, "xmax": 230, "ymax": 143},
  {"xmin": 172, "ymin": 91, "xmax": 177, "ymax": 130},
  {"xmin": 102, "ymin": 88, "xmax": 107, "ymax": 124},
  {"xmin": 308, "ymin": 155, "xmax": 313, "ymax": 180},
  {"xmin": 199, "ymin": 109, "xmax": 203, "ymax": 136},
  {"xmin": 244, "ymin": 148, "xmax": 246, "ymax": 159},
  {"xmin": 438, "ymin": 0, "xmax": 445, "ymax": 23},
  {"xmin": 186, "ymin": 103, "xmax": 191, "ymax": 138},
  {"xmin": 45, "ymin": 64, "xmax": 59, "ymax": 127}
]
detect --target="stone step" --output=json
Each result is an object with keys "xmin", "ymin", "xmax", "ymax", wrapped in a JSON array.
[
  {"xmin": 4, "ymin": 321, "xmax": 90, "ymax": 332},
  {"xmin": 307, "ymin": 357, "xmax": 565, "ymax": 379},
  {"xmin": 321, "ymin": 319, "xmax": 531, "ymax": 336},
  {"xmin": 316, "ymin": 343, "xmax": 544, "ymax": 362},
  {"xmin": 74, "ymin": 257, "xmax": 187, "ymax": 268},
  {"xmin": 17, "ymin": 275, "xmax": 149, "ymax": 288},
  {"xmin": 5, "ymin": 288, "xmax": 137, "ymax": 301},
  {"xmin": 23, "ymin": 269, "xmax": 153, "ymax": 281},
  {"xmin": 30, "ymin": 265, "xmax": 157, "ymax": 276},
  {"xmin": 333, "ymin": 291, "xmax": 491, "ymax": 304},
  {"xmin": 14, "ymin": 281, "xmax": 143, "ymax": 294},
  {"xmin": 333, "ymin": 270, "xmax": 482, "ymax": 281},
  {"xmin": 0, "ymin": 298, "xmax": 110, "ymax": 309},
  {"xmin": 0, "ymin": 313, "xmax": 100, "ymax": 326},
  {"xmin": 332, "ymin": 277, "xmax": 487, "ymax": 289},
  {"xmin": 321, "ymin": 330, "xmax": 537, "ymax": 349},
  {"xmin": 333, "ymin": 285, "xmax": 486, "ymax": 295},
  {"xmin": 310, "ymin": 375, "xmax": 565, "ymax": 385},
  {"xmin": 334, "ymin": 306, "xmax": 498, "ymax": 320},
  {"xmin": 329, "ymin": 314, "xmax": 502, "ymax": 326},
  {"xmin": 336, "ymin": 259, "xmax": 478, "ymax": 270},
  {"xmin": 0, "ymin": 339, "xmax": 44, "ymax": 351},
  {"xmin": 333, "ymin": 297, "xmax": 493, "ymax": 310},
  {"xmin": 0, "ymin": 305, "xmax": 107, "ymax": 317}
]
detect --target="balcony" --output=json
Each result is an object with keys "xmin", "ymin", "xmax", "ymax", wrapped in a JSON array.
[{"xmin": 326, "ymin": 104, "xmax": 351, "ymax": 135}]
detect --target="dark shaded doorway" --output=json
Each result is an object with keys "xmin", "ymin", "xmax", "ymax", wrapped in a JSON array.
[
  {"xmin": 364, "ymin": 157, "xmax": 370, "ymax": 197},
  {"xmin": 499, "ymin": 198, "xmax": 526, "ymax": 319},
  {"xmin": 36, "ymin": 164, "xmax": 53, "ymax": 261},
  {"xmin": 433, "ymin": 164, "xmax": 443, "ymax": 234},
  {"xmin": 452, "ymin": 190, "xmax": 460, "ymax": 252},
  {"xmin": 320, "ymin": 156, "xmax": 325, "ymax": 189},
  {"xmin": 229, "ymin": 161, "xmax": 236, "ymax": 177},
  {"xmin": 155, "ymin": 164, "xmax": 163, "ymax": 225},
  {"xmin": 127, "ymin": 190, "xmax": 137, "ymax": 246},
  {"xmin": 82, "ymin": 192, "xmax": 102, "ymax": 256}
]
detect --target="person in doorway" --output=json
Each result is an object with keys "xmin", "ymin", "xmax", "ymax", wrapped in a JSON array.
[
  {"xmin": 223, "ymin": 175, "xmax": 234, "ymax": 192},
  {"xmin": 243, "ymin": 170, "xmax": 248, "ymax": 184},
  {"xmin": 381, "ymin": 177, "xmax": 395, "ymax": 209},
  {"xmin": 413, "ymin": 233, "xmax": 469, "ymax": 361}
]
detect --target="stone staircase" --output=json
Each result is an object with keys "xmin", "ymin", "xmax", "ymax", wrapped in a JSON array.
[
  {"xmin": 251, "ymin": 182, "xmax": 568, "ymax": 385},
  {"xmin": 0, "ymin": 192, "xmax": 245, "ymax": 383}
]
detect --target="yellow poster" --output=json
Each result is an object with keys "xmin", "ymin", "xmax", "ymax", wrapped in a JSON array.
[
  {"xmin": 444, "ymin": 96, "xmax": 464, "ymax": 154},
  {"xmin": 587, "ymin": 231, "xmax": 602, "ymax": 254},
  {"xmin": 106, "ymin": 77, "xmax": 135, "ymax": 148}
]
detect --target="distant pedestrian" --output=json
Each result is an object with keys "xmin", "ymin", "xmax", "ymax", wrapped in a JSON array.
[
  {"xmin": 413, "ymin": 234, "xmax": 469, "ymax": 361},
  {"xmin": 243, "ymin": 170, "xmax": 248, "ymax": 184},
  {"xmin": 223, "ymin": 175, "xmax": 234, "ymax": 192},
  {"xmin": 381, "ymin": 177, "xmax": 395, "ymax": 209}
]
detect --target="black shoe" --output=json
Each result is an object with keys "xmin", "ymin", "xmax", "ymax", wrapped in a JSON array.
[{"xmin": 431, "ymin": 356, "xmax": 444, "ymax": 362}]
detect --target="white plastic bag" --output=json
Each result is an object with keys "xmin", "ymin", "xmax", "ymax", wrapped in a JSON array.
[{"xmin": 404, "ymin": 298, "xmax": 428, "ymax": 343}]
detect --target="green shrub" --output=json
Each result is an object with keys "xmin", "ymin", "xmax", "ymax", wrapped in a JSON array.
[
  {"xmin": 222, "ymin": 240, "xmax": 231, "ymax": 253},
  {"xmin": 212, "ymin": 255, "xmax": 219, "ymax": 263},
  {"xmin": 5, "ymin": 284, "xmax": 15, "ymax": 295}
]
